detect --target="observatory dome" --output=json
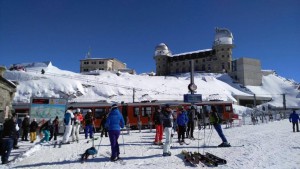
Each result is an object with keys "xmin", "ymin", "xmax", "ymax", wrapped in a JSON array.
[
  {"xmin": 155, "ymin": 43, "xmax": 172, "ymax": 56},
  {"xmin": 214, "ymin": 28, "xmax": 233, "ymax": 45}
]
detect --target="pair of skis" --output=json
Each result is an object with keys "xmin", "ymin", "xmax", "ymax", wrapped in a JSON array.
[{"xmin": 182, "ymin": 150, "xmax": 227, "ymax": 167}]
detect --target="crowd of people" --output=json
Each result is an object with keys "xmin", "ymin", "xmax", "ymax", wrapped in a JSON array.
[{"xmin": 8, "ymin": 104, "xmax": 300, "ymax": 164}]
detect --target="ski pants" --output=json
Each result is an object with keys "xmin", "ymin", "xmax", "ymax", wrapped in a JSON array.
[
  {"xmin": 178, "ymin": 125, "xmax": 186, "ymax": 142},
  {"xmin": 163, "ymin": 127, "xmax": 172, "ymax": 153},
  {"xmin": 40, "ymin": 129, "xmax": 50, "ymax": 143},
  {"xmin": 62, "ymin": 125, "xmax": 72, "ymax": 143},
  {"xmin": 213, "ymin": 124, "xmax": 228, "ymax": 143},
  {"xmin": 85, "ymin": 125, "xmax": 94, "ymax": 139},
  {"xmin": 154, "ymin": 124, "xmax": 163, "ymax": 143},
  {"xmin": 187, "ymin": 121, "xmax": 195, "ymax": 138},
  {"xmin": 108, "ymin": 130, "xmax": 120, "ymax": 159},
  {"xmin": 72, "ymin": 124, "xmax": 80, "ymax": 141},
  {"xmin": 292, "ymin": 122, "xmax": 299, "ymax": 132},
  {"xmin": 1, "ymin": 138, "xmax": 13, "ymax": 164},
  {"xmin": 30, "ymin": 132, "xmax": 37, "ymax": 142}
]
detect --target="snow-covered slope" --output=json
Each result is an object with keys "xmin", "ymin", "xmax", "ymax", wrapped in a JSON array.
[{"xmin": 4, "ymin": 62, "xmax": 300, "ymax": 108}]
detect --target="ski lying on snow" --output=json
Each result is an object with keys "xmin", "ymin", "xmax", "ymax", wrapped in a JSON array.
[
  {"xmin": 205, "ymin": 152, "xmax": 227, "ymax": 164},
  {"xmin": 193, "ymin": 152, "xmax": 218, "ymax": 167},
  {"xmin": 181, "ymin": 150, "xmax": 200, "ymax": 166},
  {"xmin": 202, "ymin": 145, "xmax": 244, "ymax": 148}
]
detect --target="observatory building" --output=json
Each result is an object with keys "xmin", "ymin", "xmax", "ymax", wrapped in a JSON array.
[{"xmin": 153, "ymin": 28, "xmax": 234, "ymax": 76}]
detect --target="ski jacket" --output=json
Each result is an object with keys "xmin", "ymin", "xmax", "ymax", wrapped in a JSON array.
[
  {"xmin": 105, "ymin": 108, "xmax": 125, "ymax": 131},
  {"xmin": 77, "ymin": 113, "xmax": 84, "ymax": 122},
  {"xmin": 22, "ymin": 117, "xmax": 30, "ymax": 129},
  {"xmin": 177, "ymin": 111, "xmax": 189, "ymax": 126},
  {"xmin": 154, "ymin": 110, "xmax": 163, "ymax": 125},
  {"xmin": 52, "ymin": 118, "xmax": 59, "ymax": 133},
  {"xmin": 210, "ymin": 109, "xmax": 222, "ymax": 124},
  {"xmin": 289, "ymin": 111, "xmax": 300, "ymax": 123},
  {"xmin": 188, "ymin": 109, "xmax": 197, "ymax": 123},
  {"xmin": 2, "ymin": 118, "xmax": 17, "ymax": 139},
  {"xmin": 40, "ymin": 120, "xmax": 51, "ymax": 131},
  {"xmin": 85, "ymin": 113, "xmax": 94, "ymax": 126},
  {"xmin": 64, "ymin": 110, "xmax": 74, "ymax": 126},
  {"xmin": 29, "ymin": 121, "xmax": 38, "ymax": 132},
  {"xmin": 162, "ymin": 110, "xmax": 173, "ymax": 128}
]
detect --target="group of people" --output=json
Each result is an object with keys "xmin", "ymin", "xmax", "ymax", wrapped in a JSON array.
[{"xmin": 153, "ymin": 104, "xmax": 230, "ymax": 156}]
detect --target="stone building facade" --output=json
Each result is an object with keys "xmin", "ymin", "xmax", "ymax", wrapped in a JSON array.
[
  {"xmin": 153, "ymin": 28, "xmax": 234, "ymax": 76},
  {"xmin": 80, "ymin": 58, "xmax": 127, "ymax": 73},
  {"xmin": 0, "ymin": 66, "xmax": 16, "ymax": 124}
]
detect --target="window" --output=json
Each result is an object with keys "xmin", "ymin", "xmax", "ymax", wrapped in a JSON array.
[
  {"xmin": 83, "ymin": 69, "xmax": 89, "ymax": 72},
  {"xmin": 221, "ymin": 48, "xmax": 224, "ymax": 51},
  {"xmin": 195, "ymin": 60, "xmax": 198, "ymax": 63},
  {"xmin": 222, "ymin": 63, "xmax": 225, "ymax": 69},
  {"xmin": 92, "ymin": 61, "xmax": 96, "ymax": 64},
  {"xmin": 134, "ymin": 107, "xmax": 140, "ymax": 117},
  {"xmin": 95, "ymin": 108, "xmax": 106, "ymax": 119},
  {"xmin": 225, "ymin": 105, "xmax": 231, "ymax": 112},
  {"xmin": 84, "ymin": 61, "xmax": 89, "ymax": 64},
  {"xmin": 142, "ymin": 107, "xmax": 152, "ymax": 117},
  {"xmin": 222, "ymin": 55, "xmax": 225, "ymax": 58},
  {"xmin": 99, "ymin": 61, "xmax": 104, "ymax": 64}
]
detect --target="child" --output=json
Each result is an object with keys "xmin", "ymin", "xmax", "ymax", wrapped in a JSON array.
[{"xmin": 80, "ymin": 147, "xmax": 98, "ymax": 163}]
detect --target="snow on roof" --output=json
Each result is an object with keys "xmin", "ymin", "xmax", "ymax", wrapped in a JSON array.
[{"xmin": 172, "ymin": 49, "xmax": 212, "ymax": 57}]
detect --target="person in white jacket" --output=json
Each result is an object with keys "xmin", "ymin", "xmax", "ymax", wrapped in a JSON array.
[
  {"xmin": 62, "ymin": 107, "xmax": 74, "ymax": 144},
  {"xmin": 72, "ymin": 108, "xmax": 81, "ymax": 142}
]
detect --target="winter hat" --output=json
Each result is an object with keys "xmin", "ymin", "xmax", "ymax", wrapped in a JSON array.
[
  {"xmin": 165, "ymin": 104, "xmax": 170, "ymax": 108},
  {"xmin": 111, "ymin": 104, "xmax": 118, "ymax": 108},
  {"xmin": 76, "ymin": 108, "xmax": 81, "ymax": 113},
  {"xmin": 87, "ymin": 109, "xmax": 92, "ymax": 113},
  {"xmin": 178, "ymin": 105, "xmax": 184, "ymax": 110},
  {"xmin": 68, "ymin": 106, "xmax": 74, "ymax": 110}
]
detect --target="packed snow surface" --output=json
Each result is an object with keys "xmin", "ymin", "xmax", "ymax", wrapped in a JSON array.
[{"xmin": 4, "ymin": 119, "xmax": 300, "ymax": 169}]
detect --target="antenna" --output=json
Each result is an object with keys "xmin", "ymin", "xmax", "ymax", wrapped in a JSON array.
[{"xmin": 86, "ymin": 46, "xmax": 92, "ymax": 59}]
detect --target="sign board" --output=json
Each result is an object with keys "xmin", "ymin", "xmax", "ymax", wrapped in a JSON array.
[
  {"xmin": 184, "ymin": 94, "xmax": 202, "ymax": 103},
  {"xmin": 30, "ymin": 97, "xmax": 67, "ymax": 122}
]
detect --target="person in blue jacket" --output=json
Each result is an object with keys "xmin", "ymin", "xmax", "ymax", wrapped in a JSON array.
[
  {"xmin": 176, "ymin": 105, "xmax": 188, "ymax": 144},
  {"xmin": 105, "ymin": 104, "xmax": 125, "ymax": 161},
  {"xmin": 289, "ymin": 110, "xmax": 300, "ymax": 132}
]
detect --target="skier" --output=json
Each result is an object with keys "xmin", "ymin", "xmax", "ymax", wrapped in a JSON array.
[
  {"xmin": 39, "ymin": 119, "xmax": 51, "ymax": 143},
  {"xmin": 187, "ymin": 105, "xmax": 197, "ymax": 139},
  {"xmin": 21, "ymin": 115, "xmax": 30, "ymax": 141},
  {"xmin": 72, "ymin": 109, "xmax": 81, "ymax": 142},
  {"xmin": 176, "ymin": 105, "xmax": 189, "ymax": 145},
  {"xmin": 29, "ymin": 118, "xmax": 38, "ymax": 143},
  {"xmin": 62, "ymin": 107, "xmax": 74, "ymax": 144},
  {"xmin": 105, "ymin": 104, "xmax": 125, "ymax": 161},
  {"xmin": 289, "ymin": 110, "xmax": 300, "ymax": 132},
  {"xmin": 153, "ymin": 107, "xmax": 163, "ymax": 145},
  {"xmin": 52, "ymin": 116, "xmax": 59, "ymax": 141},
  {"xmin": 210, "ymin": 106, "xmax": 230, "ymax": 147},
  {"xmin": 1, "ymin": 114, "xmax": 17, "ymax": 164},
  {"xmin": 162, "ymin": 104, "xmax": 174, "ymax": 156},
  {"xmin": 100, "ymin": 112, "xmax": 108, "ymax": 138},
  {"xmin": 84, "ymin": 109, "xmax": 94, "ymax": 139}
]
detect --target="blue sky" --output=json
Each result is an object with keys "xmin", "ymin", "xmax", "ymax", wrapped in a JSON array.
[{"xmin": 1, "ymin": 0, "xmax": 299, "ymax": 82}]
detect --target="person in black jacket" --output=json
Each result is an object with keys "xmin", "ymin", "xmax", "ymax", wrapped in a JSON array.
[
  {"xmin": 153, "ymin": 107, "xmax": 163, "ymax": 145},
  {"xmin": 22, "ymin": 115, "xmax": 30, "ymax": 141},
  {"xmin": 29, "ymin": 118, "xmax": 38, "ymax": 143},
  {"xmin": 1, "ymin": 115, "xmax": 17, "ymax": 164},
  {"xmin": 52, "ymin": 116, "xmax": 59, "ymax": 141},
  {"xmin": 100, "ymin": 112, "xmax": 108, "ymax": 137},
  {"xmin": 187, "ymin": 106, "xmax": 197, "ymax": 139}
]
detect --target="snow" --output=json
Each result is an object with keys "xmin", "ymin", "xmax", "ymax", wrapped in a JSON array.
[
  {"xmin": 2, "ymin": 62, "xmax": 300, "ymax": 168},
  {"xmin": 3, "ymin": 119, "xmax": 300, "ymax": 169},
  {"xmin": 4, "ymin": 62, "xmax": 299, "ymax": 108}
]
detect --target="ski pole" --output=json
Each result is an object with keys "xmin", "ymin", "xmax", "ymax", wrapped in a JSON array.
[
  {"xmin": 207, "ymin": 126, "xmax": 214, "ymax": 146},
  {"xmin": 96, "ymin": 136, "xmax": 103, "ymax": 156},
  {"xmin": 121, "ymin": 130, "xmax": 125, "ymax": 154}
]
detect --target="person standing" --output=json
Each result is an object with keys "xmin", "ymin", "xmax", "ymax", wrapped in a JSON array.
[
  {"xmin": 1, "ymin": 114, "xmax": 17, "ymax": 164},
  {"xmin": 210, "ymin": 106, "xmax": 230, "ymax": 147},
  {"xmin": 100, "ymin": 112, "xmax": 109, "ymax": 137},
  {"xmin": 72, "ymin": 109, "xmax": 81, "ymax": 142},
  {"xmin": 153, "ymin": 107, "xmax": 163, "ymax": 145},
  {"xmin": 289, "ymin": 110, "xmax": 300, "ymax": 132},
  {"xmin": 52, "ymin": 116, "xmax": 59, "ymax": 141},
  {"xmin": 176, "ymin": 106, "xmax": 189, "ymax": 144},
  {"xmin": 105, "ymin": 104, "xmax": 125, "ymax": 161},
  {"xmin": 84, "ymin": 109, "xmax": 94, "ymax": 139},
  {"xmin": 29, "ymin": 118, "xmax": 38, "ymax": 143},
  {"xmin": 62, "ymin": 107, "xmax": 74, "ymax": 144},
  {"xmin": 162, "ymin": 104, "xmax": 174, "ymax": 156},
  {"xmin": 21, "ymin": 115, "xmax": 30, "ymax": 141},
  {"xmin": 187, "ymin": 106, "xmax": 196, "ymax": 139}
]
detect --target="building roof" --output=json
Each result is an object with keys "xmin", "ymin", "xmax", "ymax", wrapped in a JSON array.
[
  {"xmin": 172, "ymin": 49, "xmax": 212, "ymax": 57},
  {"xmin": 0, "ymin": 76, "xmax": 16, "ymax": 89},
  {"xmin": 80, "ymin": 58, "xmax": 125, "ymax": 64}
]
